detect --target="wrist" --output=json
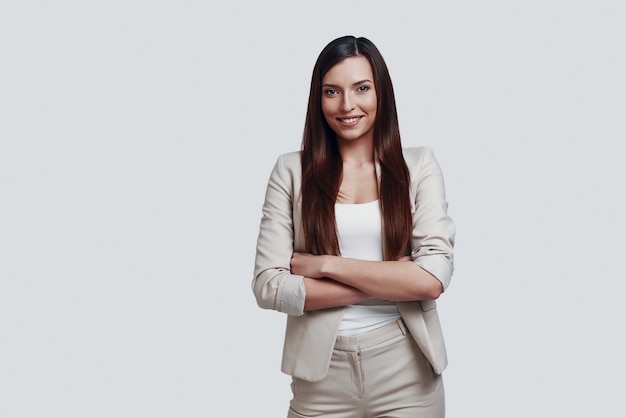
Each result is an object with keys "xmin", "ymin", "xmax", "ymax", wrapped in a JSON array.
[{"xmin": 320, "ymin": 254, "xmax": 337, "ymax": 277}]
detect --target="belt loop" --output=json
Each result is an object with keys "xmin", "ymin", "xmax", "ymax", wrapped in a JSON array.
[{"xmin": 398, "ymin": 318, "xmax": 410, "ymax": 336}]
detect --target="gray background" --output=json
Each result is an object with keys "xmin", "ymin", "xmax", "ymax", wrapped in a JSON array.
[{"xmin": 1, "ymin": 1, "xmax": 624, "ymax": 417}]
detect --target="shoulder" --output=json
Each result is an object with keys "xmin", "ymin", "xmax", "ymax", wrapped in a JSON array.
[
  {"xmin": 402, "ymin": 146, "xmax": 435, "ymax": 167},
  {"xmin": 269, "ymin": 150, "xmax": 302, "ymax": 182},
  {"xmin": 275, "ymin": 150, "xmax": 302, "ymax": 167},
  {"xmin": 401, "ymin": 146, "xmax": 446, "ymax": 183}
]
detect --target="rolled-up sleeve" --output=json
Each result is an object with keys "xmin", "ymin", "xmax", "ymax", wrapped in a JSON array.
[
  {"xmin": 252, "ymin": 154, "xmax": 306, "ymax": 316},
  {"xmin": 408, "ymin": 147, "xmax": 456, "ymax": 291}
]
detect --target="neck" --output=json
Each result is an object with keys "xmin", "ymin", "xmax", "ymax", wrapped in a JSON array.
[{"xmin": 337, "ymin": 138, "xmax": 375, "ymax": 166}]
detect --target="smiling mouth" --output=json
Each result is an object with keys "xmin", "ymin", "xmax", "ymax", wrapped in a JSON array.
[{"xmin": 338, "ymin": 116, "xmax": 362, "ymax": 123}]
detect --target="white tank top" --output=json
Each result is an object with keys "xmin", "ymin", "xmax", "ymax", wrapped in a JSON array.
[{"xmin": 335, "ymin": 200, "xmax": 401, "ymax": 335}]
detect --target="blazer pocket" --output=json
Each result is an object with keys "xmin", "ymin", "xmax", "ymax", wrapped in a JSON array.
[{"xmin": 419, "ymin": 299, "xmax": 437, "ymax": 312}]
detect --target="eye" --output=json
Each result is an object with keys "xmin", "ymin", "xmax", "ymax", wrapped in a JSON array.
[
  {"xmin": 356, "ymin": 85, "xmax": 370, "ymax": 92},
  {"xmin": 324, "ymin": 88, "xmax": 339, "ymax": 96}
]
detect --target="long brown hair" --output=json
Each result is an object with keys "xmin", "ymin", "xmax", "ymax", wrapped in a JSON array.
[{"xmin": 301, "ymin": 36, "xmax": 412, "ymax": 261}]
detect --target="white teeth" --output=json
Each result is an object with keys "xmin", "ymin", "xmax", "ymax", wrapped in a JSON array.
[{"xmin": 341, "ymin": 117, "xmax": 359, "ymax": 123}]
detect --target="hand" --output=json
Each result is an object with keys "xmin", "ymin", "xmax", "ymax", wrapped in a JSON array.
[{"xmin": 290, "ymin": 252, "xmax": 329, "ymax": 279}]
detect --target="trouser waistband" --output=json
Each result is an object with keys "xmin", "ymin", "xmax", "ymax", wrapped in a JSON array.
[{"xmin": 334, "ymin": 319, "xmax": 410, "ymax": 352}]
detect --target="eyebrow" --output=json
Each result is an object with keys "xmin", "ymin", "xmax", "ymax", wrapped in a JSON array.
[{"xmin": 322, "ymin": 79, "xmax": 373, "ymax": 88}]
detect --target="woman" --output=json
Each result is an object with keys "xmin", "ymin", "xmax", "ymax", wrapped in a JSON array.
[{"xmin": 252, "ymin": 35, "xmax": 455, "ymax": 418}]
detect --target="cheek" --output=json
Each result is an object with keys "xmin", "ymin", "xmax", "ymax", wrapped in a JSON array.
[
  {"xmin": 321, "ymin": 101, "xmax": 335, "ymax": 122},
  {"xmin": 365, "ymin": 95, "xmax": 378, "ymax": 113}
]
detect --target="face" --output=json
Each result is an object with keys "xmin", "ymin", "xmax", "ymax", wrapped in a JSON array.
[{"xmin": 321, "ymin": 56, "xmax": 377, "ymax": 143}]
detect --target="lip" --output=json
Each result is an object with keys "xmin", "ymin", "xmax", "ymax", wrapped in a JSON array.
[{"xmin": 337, "ymin": 115, "xmax": 363, "ymax": 126}]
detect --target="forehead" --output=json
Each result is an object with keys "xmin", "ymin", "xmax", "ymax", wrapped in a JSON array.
[{"xmin": 322, "ymin": 56, "xmax": 374, "ymax": 85}]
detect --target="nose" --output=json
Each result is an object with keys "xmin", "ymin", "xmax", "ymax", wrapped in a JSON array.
[{"xmin": 340, "ymin": 92, "xmax": 355, "ymax": 112}]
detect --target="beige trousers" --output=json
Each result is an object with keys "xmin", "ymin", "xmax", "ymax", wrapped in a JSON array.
[{"xmin": 287, "ymin": 319, "xmax": 445, "ymax": 418}]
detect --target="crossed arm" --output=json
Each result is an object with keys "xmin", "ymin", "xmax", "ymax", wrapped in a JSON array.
[{"xmin": 291, "ymin": 252, "xmax": 443, "ymax": 311}]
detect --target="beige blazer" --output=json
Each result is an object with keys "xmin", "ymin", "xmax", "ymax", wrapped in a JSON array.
[{"xmin": 253, "ymin": 146, "xmax": 455, "ymax": 382}]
